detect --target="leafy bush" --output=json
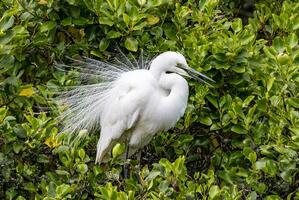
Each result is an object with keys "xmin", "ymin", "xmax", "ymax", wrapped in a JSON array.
[{"xmin": 1, "ymin": 0, "xmax": 299, "ymax": 199}]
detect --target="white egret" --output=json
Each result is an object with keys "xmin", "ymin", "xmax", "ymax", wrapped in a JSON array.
[{"xmin": 56, "ymin": 51, "xmax": 213, "ymax": 164}]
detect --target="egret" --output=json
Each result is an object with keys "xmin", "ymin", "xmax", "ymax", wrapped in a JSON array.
[{"xmin": 56, "ymin": 51, "xmax": 213, "ymax": 164}]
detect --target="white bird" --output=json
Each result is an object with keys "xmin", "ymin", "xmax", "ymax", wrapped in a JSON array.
[{"xmin": 55, "ymin": 51, "xmax": 213, "ymax": 164}]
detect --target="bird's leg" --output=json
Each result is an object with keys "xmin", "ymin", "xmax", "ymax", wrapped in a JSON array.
[
  {"xmin": 123, "ymin": 139, "xmax": 130, "ymax": 179},
  {"xmin": 125, "ymin": 140, "xmax": 130, "ymax": 160},
  {"xmin": 136, "ymin": 150, "xmax": 142, "ymax": 184},
  {"xmin": 136, "ymin": 150, "xmax": 142, "ymax": 162}
]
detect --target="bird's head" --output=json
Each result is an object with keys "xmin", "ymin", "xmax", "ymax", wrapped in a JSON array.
[{"xmin": 150, "ymin": 51, "xmax": 214, "ymax": 85}]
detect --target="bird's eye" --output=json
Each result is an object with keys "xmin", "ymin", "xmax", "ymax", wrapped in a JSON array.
[
  {"xmin": 166, "ymin": 71, "xmax": 172, "ymax": 74},
  {"xmin": 176, "ymin": 63, "xmax": 184, "ymax": 68}
]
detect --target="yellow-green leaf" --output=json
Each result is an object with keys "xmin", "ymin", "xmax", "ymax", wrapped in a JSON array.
[
  {"xmin": 19, "ymin": 87, "xmax": 35, "ymax": 97},
  {"xmin": 44, "ymin": 136, "xmax": 60, "ymax": 148},
  {"xmin": 147, "ymin": 15, "xmax": 160, "ymax": 25},
  {"xmin": 287, "ymin": 98, "xmax": 299, "ymax": 108},
  {"xmin": 267, "ymin": 77, "xmax": 275, "ymax": 92},
  {"xmin": 124, "ymin": 37, "xmax": 138, "ymax": 52},
  {"xmin": 40, "ymin": 21, "xmax": 57, "ymax": 32},
  {"xmin": 38, "ymin": 0, "xmax": 48, "ymax": 5},
  {"xmin": 231, "ymin": 125, "xmax": 246, "ymax": 134},
  {"xmin": 112, "ymin": 143, "xmax": 125, "ymax": 158}
]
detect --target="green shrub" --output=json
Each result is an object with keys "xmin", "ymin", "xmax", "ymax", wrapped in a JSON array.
[{"xmin": 1, "ymin": 0, "xmax": 299, "ymax": 199}]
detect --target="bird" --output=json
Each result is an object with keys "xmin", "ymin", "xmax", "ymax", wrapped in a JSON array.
[{"xmin": 55, "ymin": 51, "xmax": 213, "ymax": 164}]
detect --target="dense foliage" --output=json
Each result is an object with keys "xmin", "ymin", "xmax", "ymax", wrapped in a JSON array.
[{"xmin": 1, "ymin": 0, "xmax": 299, "ymax": 199}]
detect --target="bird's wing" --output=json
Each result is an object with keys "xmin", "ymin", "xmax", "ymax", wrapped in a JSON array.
[
  {"xmin": 54, "ymin": 53, "xmax": 153, "ymax": 135},
  {"xmin": 100, "ymin": 77, "xmax": 154, "ymax": 137},
  {"xmin": 95, "ymin": 76, "xmax": 155, "ymax": 163}
]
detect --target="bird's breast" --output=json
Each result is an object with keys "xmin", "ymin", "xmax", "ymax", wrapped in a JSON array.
[{"xmin": 143, "ymin": 89, "xmax": 188, "ymax": 132}]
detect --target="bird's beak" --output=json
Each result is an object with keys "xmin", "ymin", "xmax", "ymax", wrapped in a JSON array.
[
  {"xmin": 176, "ymin": 64, "xmax": 215, "ymax": 86},
  {"xmin": 185, "ymin": 66, "xmax": 215, "ymax": 86}
]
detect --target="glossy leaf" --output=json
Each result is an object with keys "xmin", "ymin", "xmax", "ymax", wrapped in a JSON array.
[{"xmin": 124, "ymin": 37, "xmax": 138, "ymax": 52}]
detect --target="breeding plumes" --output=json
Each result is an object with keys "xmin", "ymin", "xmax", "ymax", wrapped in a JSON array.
[{"xmin": 55, "ymin": 51, "xmax": 213, "ymax": 164}]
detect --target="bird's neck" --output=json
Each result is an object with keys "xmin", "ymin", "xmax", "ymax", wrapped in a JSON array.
[
  {"xmin": 159, "ymin": 73, "xmax": 189, "ymax": 99},
  {"xmin": 149, "ymin": 67, "xmax": 189, "ymax": 101},
  {"xmin": 149, "ymin": 66, "xmax": 164, "ymax": 79},
  {"xmin": 157, "ymin": 73, "xmax": 189, "ymax": 125}
]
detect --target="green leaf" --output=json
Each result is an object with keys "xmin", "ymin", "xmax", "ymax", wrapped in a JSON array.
[
  {"xmin": 55, "ymin": 145, "xmax": 70, "ymax": 153},
  {"xmin": 93, "ymin": 165, "xmax": 103, "ymax": 176},
  {"xmin": 218, "ymin": 170, "xmax": 234, "ymax": 184},
  {"xmin": 292, "ymin": 17, "xmax": 299, "ymax": 30},
  {"xmin": 231, "ymin": 125, "xmax": 246, "ymax": 134},
  {"xmin": 231, "ymin": 18, "xmax": 242, "ymax": 33},
  {"xmin": 24, "ymin": 182, "xmax": 36, "ymax": 192},
  {"xmin": 56, "ymin": 184, "xmax": 71, "ymax": 196},
  {"xmin": 123, "ymin": 13, "xmax": 130, "ymax": 26},
  {"xmin": 15, "ymin": 196, "xmax": 26, "ymax": 200},
  {"xmin": 124, "ymin": 37, "xmax": 138, "ymax": 52},
  {"xmin": 288, "ymin": 33, "xmax": 298, "ymax": 48},
  {"xmin": 0, "ymin": 16, "xmax": 14, "ymax": 31},
  {"xmin": 243, "ymin": 95, "xmax": 255, "ymax": 107},
  {"xmin": 137, "ymin": 0, "xmax": 146, "ymax": 6},
  {"xmin": 150, "ymin": 27, "xmax": 163, "ymax": 37},
  {"xmin": 287, "ymin": 98, "xmax": 299, "ymax": 108},
  {"xmin": 248, "ymin": 192, "xmax": 257, "ymax": 200},
  {"xmin": 266, "ymin": 77, "xmax": 275, "ymax": 92},
  {"xmin": 206, "ymin": 96, "xmax": 218, "ymax": 109},
  {"xmin": 158, "ymin": 180, "xmax": 169, "ymax": 193},
  {"xmin": 99, "ymin": 17, "xmax": 114, "ymax": 26},
  {"xmin": 277, "ymin": 53, "xmax": 289, "ymax": 65},
  {"xmin": 236, "ymin": 167, "xmax": 249, "ymax": 177},
  {"xmin": 263, "ymin": 47, "xmax": 276, "ymax": 60},
  {"xmin": 107, "ymin": 30, "xmax": 122, "ymax": 39},
  {"xmin": 210, "ymin": 123, "xmax": 221, "ymax": 131},
  {"xmin": 248, "ymin": 152, "xmax": 257, "ymax": 163},
  {"xmin": 13, "ymin": 143, "xmax": 22, "ymax": 153},
  {"xmin": 255, "ymin": 159, "xmax": 266, "ymax": 170},
  {"xmin": 255, "ymin": 158, "xmax": 277, "ymax": 177},
  {"xmin": 78, "ymin": 149, "xmax": 85, "ymax": 160},
  {"xmin": 273, "ymin": 37, "xmax": 284, "ymax": 54},
  {"xmin": 209, "ymin": 185, "xmax": 220, "ymax": 199},
  {"xmin": 77, "ymin": 164, "xmax": 88, "ymax": 174},
  {"xmin": 48, "ymin": 182, "xmax": 56, "ymax": 197},
  {"xmin": 280, "ymin": 170, "xmax": 293, "ymax": 183},
  {"xmin": 40, "ymin": 21, "xmax": 57, "ymax": 32},
  {"xmin": 231, "ymin": 65, "xmax": 245, "ymax": 73},
  {"xmin": 240, "ymin": 33, "xmax": 255, "ymax": 45},
  {"xmin": 272, "ymin": 14, "xmax": 281, "ymax": 27},
  {"xmin": 83, "ymin": 0, "xmax": 94, "ymax": 11},
  {"xmin": 19, "ymin": 86, "xmax": 35, "ymax": 97},
  {"xmin": 147, "ymin": 15, "xmax": 160, "ymax": 25},
  {"xmin": 0, "ymin": 30, "xmax": 14, "ymax": 44},
  {"xmin": 0, "ymin": 107, "xmax": 8, "ymax": 123},
  {"xmin": 232, "ymin": 102, "xmax": 245, "ymax": 119},
  {"xmin": 37, "ymin": 154, "xmax": 50, "ymax": 163},
  {"xmin": 112, "ymin": 143, "xmax": 125, "ymax": 158},
  {"xmin": 55, "ymin": 170, "xmax": 70, "ymax": 176},
  {"xmin": 99, "ymin": 38, "xmax": 110, "ymax": 52},
  {"xmin": 66, "ymin": 0, "xmax": 76, "ymax": 5},
  {"xmin": 163, "ymin": 23, "xmax": 176, "ymax": 40},
  {"xmin": 145, "ymin": 171, "xmax": 161, "ymax": 181},
  {"xmin": 199, "ymin": 116, "xmax": 212, "ymax": 126},
  {"xmin": 61, "ymin": 17, "xmax": 72, "ymax": 26},
  {"xmin": 290, "ymin": 127, "xmax": 299, "ymax": 135},
  {"xmin": 73, "ymin": 17, "xmax": 90, "ymax": 26}
]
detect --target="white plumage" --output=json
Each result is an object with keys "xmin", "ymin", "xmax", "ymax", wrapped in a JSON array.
[{"xmin": 55, "ymin": 51, "xmax": 213, "ymax": 164}]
